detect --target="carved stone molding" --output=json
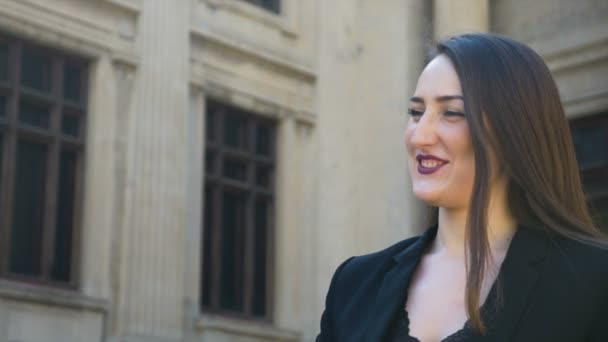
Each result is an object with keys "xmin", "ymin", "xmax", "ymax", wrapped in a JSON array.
[
  {"xmin": 0, "ymin": 0, "xmax": 138, "ymax": 66},
  {"xmin": 190, "ymin": 26, "xmax": 315, "ymax": 80},
  {"xmin": 531, "ymin": 22, "xmax": 608, "ymax": 73},
  {"xmin": 190, "ymin": 31, "xmax": 316, "ymax": 125},
  {"xmin": 563, "ymin": 89, "xmax": 608, "ymax": 118},
  {"xmin": 200, "ymin": 0, "xmax": 298, "ymax": 38},
  {"xmin": 527, "ymin": 23, "xmax": 608, "ymax": 118},
  {"xmin": 104, "ymin": 0, "xmax": 142, "ymax": 15}
]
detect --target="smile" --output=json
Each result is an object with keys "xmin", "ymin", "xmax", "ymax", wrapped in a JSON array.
[{"xmin": 416, "ymin": 154, "xmax": 449, "ymax": 175}]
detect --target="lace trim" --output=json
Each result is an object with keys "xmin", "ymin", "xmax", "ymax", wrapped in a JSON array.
[{"xmin": 389, "ymin": 301, "xmax": 497, "ymax": 341}]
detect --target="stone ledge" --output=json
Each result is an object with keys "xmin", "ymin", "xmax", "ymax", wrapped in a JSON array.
[
  {"xmin": 0, "ymin": 0, "xmax": 139, "ymax": 65},
  {"xmin": 196, "ymin": 314, "xmax": 300, "ymax": 342},
  {"xmin": 198, "ymin": 78, "xmax": 316, "ymax": 126},
  {"xmin": 189, "ymin": 42, "xmax": 316, "ymax": 122},
  {"xmin": 0, "ymin": 279, "xmax": 109, "ymax": 313},
  {"xmin": 546, "ymin": 39, "xmax": 608, "ymax": 74},
  {"xmin": 200, "ymin": 0, "xmax": 297, "ymax": 38},
  {"xmin": 563, "ymin": 88, "xmax": 608, "ymax": 118},
  {"xmin": 191, "ymin": 26, "xmax": 315, "ymax": 81},
  {"xmin": 531, "ymin": 22, "xmax": 608, "ymax": 73},
  {"xmin": 105, "ymin": 0, "xmax": 142, "ymax": 14}
]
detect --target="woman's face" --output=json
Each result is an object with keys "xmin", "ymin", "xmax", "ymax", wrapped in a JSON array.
[{"xmin": 405, "ymin": 54, "xmax": 475, "ymax": 209}]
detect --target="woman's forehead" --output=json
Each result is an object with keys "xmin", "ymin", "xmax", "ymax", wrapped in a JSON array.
[{"xmin": 414, "ymin": 55, "xmax": 463, "ymax": 99}]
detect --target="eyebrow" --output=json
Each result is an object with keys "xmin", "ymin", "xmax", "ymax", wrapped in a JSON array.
[{"xmin": 409, "ymin": 95, "xmax": 464, "ymax": 103}]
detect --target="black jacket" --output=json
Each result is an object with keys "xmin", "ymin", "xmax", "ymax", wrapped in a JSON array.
[{"xmin": 316, "ymin": 225, "xmax": 608, "ymax": 341}]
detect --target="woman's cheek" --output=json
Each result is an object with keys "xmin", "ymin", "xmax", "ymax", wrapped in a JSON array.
[{"xmin": 404, "ymin": 126, "xmax": 414, "ymax": 148}]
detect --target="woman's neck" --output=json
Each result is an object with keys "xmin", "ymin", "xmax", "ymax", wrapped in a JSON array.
[{"xmin": 431, "ymin": 182, "xmax": 518, "ymax": 260}]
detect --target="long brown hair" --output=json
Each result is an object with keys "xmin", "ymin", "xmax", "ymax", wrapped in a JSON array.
[{"xmin": 430, "ymin": 33, "xmax": 606, "ymax": 333}]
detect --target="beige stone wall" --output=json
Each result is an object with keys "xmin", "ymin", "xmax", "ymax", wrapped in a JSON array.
[
  {"xmin": 434, "ymin": 0, "xmax": 489, "ymax": 40},
  {"xmin": 0, "ymin": 0, "xmax": 604, "ymax": 341},
  {"xmin": 491, "ymin": 0, "xmax": 608, "ymax": 43},
  {"xmin": 491, "ymin": 0, "xmax": 608, "ymax": 118}
]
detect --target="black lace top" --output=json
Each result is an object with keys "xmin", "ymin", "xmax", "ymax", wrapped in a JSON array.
[
  {"xmin": 388, "ymin": 308, "xmax": 479, "ymax": 341},
  {"xmin": 388, "ymin": 289, "xmax": 498, "ymax": 341}
]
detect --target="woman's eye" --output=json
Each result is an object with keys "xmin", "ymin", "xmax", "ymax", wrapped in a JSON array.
[
  {"xmin": 444, "ymin": 110, "xmax": 465, "ymax": 117},
  {"xmin": 408, "ymin": 108, "xmax": 424, "ymax": 117}
]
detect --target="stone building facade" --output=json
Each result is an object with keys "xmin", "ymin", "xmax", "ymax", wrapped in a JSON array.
[{"xmin": 0, "ymin": 0, "xmax": 605, "ymax": 341}]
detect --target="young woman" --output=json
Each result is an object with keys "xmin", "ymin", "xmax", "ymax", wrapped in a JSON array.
[{"xmin": 316, "ymin": 33, "xmax": 608, "ymax": 341}]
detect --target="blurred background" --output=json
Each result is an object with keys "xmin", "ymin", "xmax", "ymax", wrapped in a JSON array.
[{"xmin": 0, "ymin": 0, "xmax": 606, "ymax": 341}]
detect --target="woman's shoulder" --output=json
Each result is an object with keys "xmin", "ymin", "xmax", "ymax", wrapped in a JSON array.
[
  {"xmin": 538, "ymin": 230, "xmax": 608, "ymax": 294},
  {"xmin": 330, "ymin": 233, "xmax": 425, "ymax": 287}
]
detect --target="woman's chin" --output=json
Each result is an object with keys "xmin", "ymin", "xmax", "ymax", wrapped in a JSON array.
[{"xmin": 412, "ymin": 189, "xmax": 442, "ymax": 206}]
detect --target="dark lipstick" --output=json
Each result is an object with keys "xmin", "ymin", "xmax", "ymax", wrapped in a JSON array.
[{"xmin": 416, "ymin": 154, "xmax": 448, "ymax": 175}]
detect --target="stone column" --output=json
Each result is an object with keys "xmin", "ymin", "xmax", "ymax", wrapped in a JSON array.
[
  {"xmin": 315, "ymin": 0, "xmax": 428, "ymax": 339},
  {"xmin": 274, "ymin": 113, "xmax": 314, "ymax": 336},
  {"xmin": 113, "ymin": 1, "xmax": 190, "ymax": 341},
  {"xmin": 181, "ymin": 86, "xmax": 205, "ymax": 342},
  {"xmin": 433, "ymin": 0, "xmax": 489, "ymax": 40},
  {"xmin": 81, "ymin": 54, "xmax": 116, "ymax": 300}
]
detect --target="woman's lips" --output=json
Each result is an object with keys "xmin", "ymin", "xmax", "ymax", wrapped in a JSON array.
[{"xmin": 416, "ymin": 154, "xmax": 448, "ymax": 175}]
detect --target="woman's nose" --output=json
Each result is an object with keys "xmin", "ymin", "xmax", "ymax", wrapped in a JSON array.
[{"xmin": 410, "ymin": 113, "xmax": 439, "ymax": 146}]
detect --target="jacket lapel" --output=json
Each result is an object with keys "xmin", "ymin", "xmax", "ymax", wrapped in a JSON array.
[
  {"xmin": 364, "ymin": 226, "xmax": 437, "ymax": 341},
  {"xmin": 489, "ymin": 226, "xmax": 550, "ymax": 341},
  {"xmin": 362, "ymin": 225, "xmax": 550, "ymax": 342}
]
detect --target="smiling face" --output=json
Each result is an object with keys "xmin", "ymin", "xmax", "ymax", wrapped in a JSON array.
[{"xmin": 405, "ymin": 54, "xmax": 475, "ymax": 209}]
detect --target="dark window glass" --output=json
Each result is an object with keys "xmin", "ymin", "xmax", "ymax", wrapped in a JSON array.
[
  {"xmin": 19, "ymin": 101, "xmax": 50, "ymax": 129},
  {"xmin": 571, "ymin": 124, "xmax": 608, "ymax": 169},
  {"xmin": 21, "ymin": 49, "xmax": 51, "ymax": 92},
  {"xmin": 206, "ymin": 110, "xmax": 215, "ymax": 143},
  {"xmin": 0, "ymin": 134, "xmax": 3, "ymax": 192},
  {"xmin": 220, "ymin": 190, "xmax": 245, "ymax": 312},
  {"xmin": 252, "ymin": 198, "xmax": 268, "ymax": 317},
  {"xmin": 223, "ymin": 158, "xmax": 248, "ymax": 181},
  {"xmin": 203, "ymin": 99, "xmax": 276, "ymax": 319},
  {"xmin": 61, "ymin": 113, "xmax": 80, "ymax": 137},
  {"xmin": 201, "ymin": 185, "xmax": 214, "ymax": 308},
  {"xmin": 63, "ymin": 63, "xmax": 81, "ymax": 103},
  {"xmin": 0, "ymin": 43, "xmax": 8, "ymax": 81},
  {"xmin": 205, "ymin": 152, "xmax": 215, "ymax": 175},
  {"xmin": 241, "ymin": 0, "xmax": 280, "ymax": 14},
  {"xmin": 51, "ymin": 149, "xmax": 77, "ymax": 282},
  {"xmin": 255, "ymin": 165, "xmax": 272, "ymax": 188},
  {"xmin": 9, "ymin": 140, "xmax": 47, "ymax": 276},
  {"xmin": 571, "ymin": 113, "xmax": 608, "ymax": 232},
  {"xmin": 0, "ymin": 94, "xmax": 6, "ymax": 117},
  {"xmin": 224, "ymin": 113, "xmax": 246, "ymax": 149},
  {"xmin": 256, "ymin": 124, "xmax": 272, "ymax": 156}
]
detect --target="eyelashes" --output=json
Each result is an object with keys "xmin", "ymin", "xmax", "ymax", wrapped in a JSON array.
[
  {"xmin": 407, "ymin": 108, "xmax": 424, "ymax": 117},
  {"xmin": 444, "ymin": 111, "xmax": 466, "ymax": 117},
  {"xmin": 407, "ymin": 109, "xmax": 466, "ymax": 118}
]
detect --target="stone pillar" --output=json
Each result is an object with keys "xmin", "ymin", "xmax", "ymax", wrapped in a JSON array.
[
  {"xmin": 113, "ymin": 1, "xmax": 190, "ymax": 341},
  {"xmin": 81, "ymin": 54, "xmax": 116, "ymax": 300},
  {"xmin": 433, "ymin": 0, "xmax": 489, "ymax": 40},
  {"xmin": 182, "ymin": 86, "xmax": 205, "ymax": 342},
  {"xmin": 274, "ymin": 114, "xmax": 315, "ymax": 337},
  {"xmin": 315, "ymin": 0, "xmax": 428, "ymax": 338}
]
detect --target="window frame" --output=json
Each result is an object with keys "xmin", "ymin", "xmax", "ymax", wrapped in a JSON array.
[
  {"xmin": 0, "ymin": 33, "xmax": 88, "ymax": 289},
  {"xmin": 201, "ymin": 97, "xmax": 276, "ymax": 322}
]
